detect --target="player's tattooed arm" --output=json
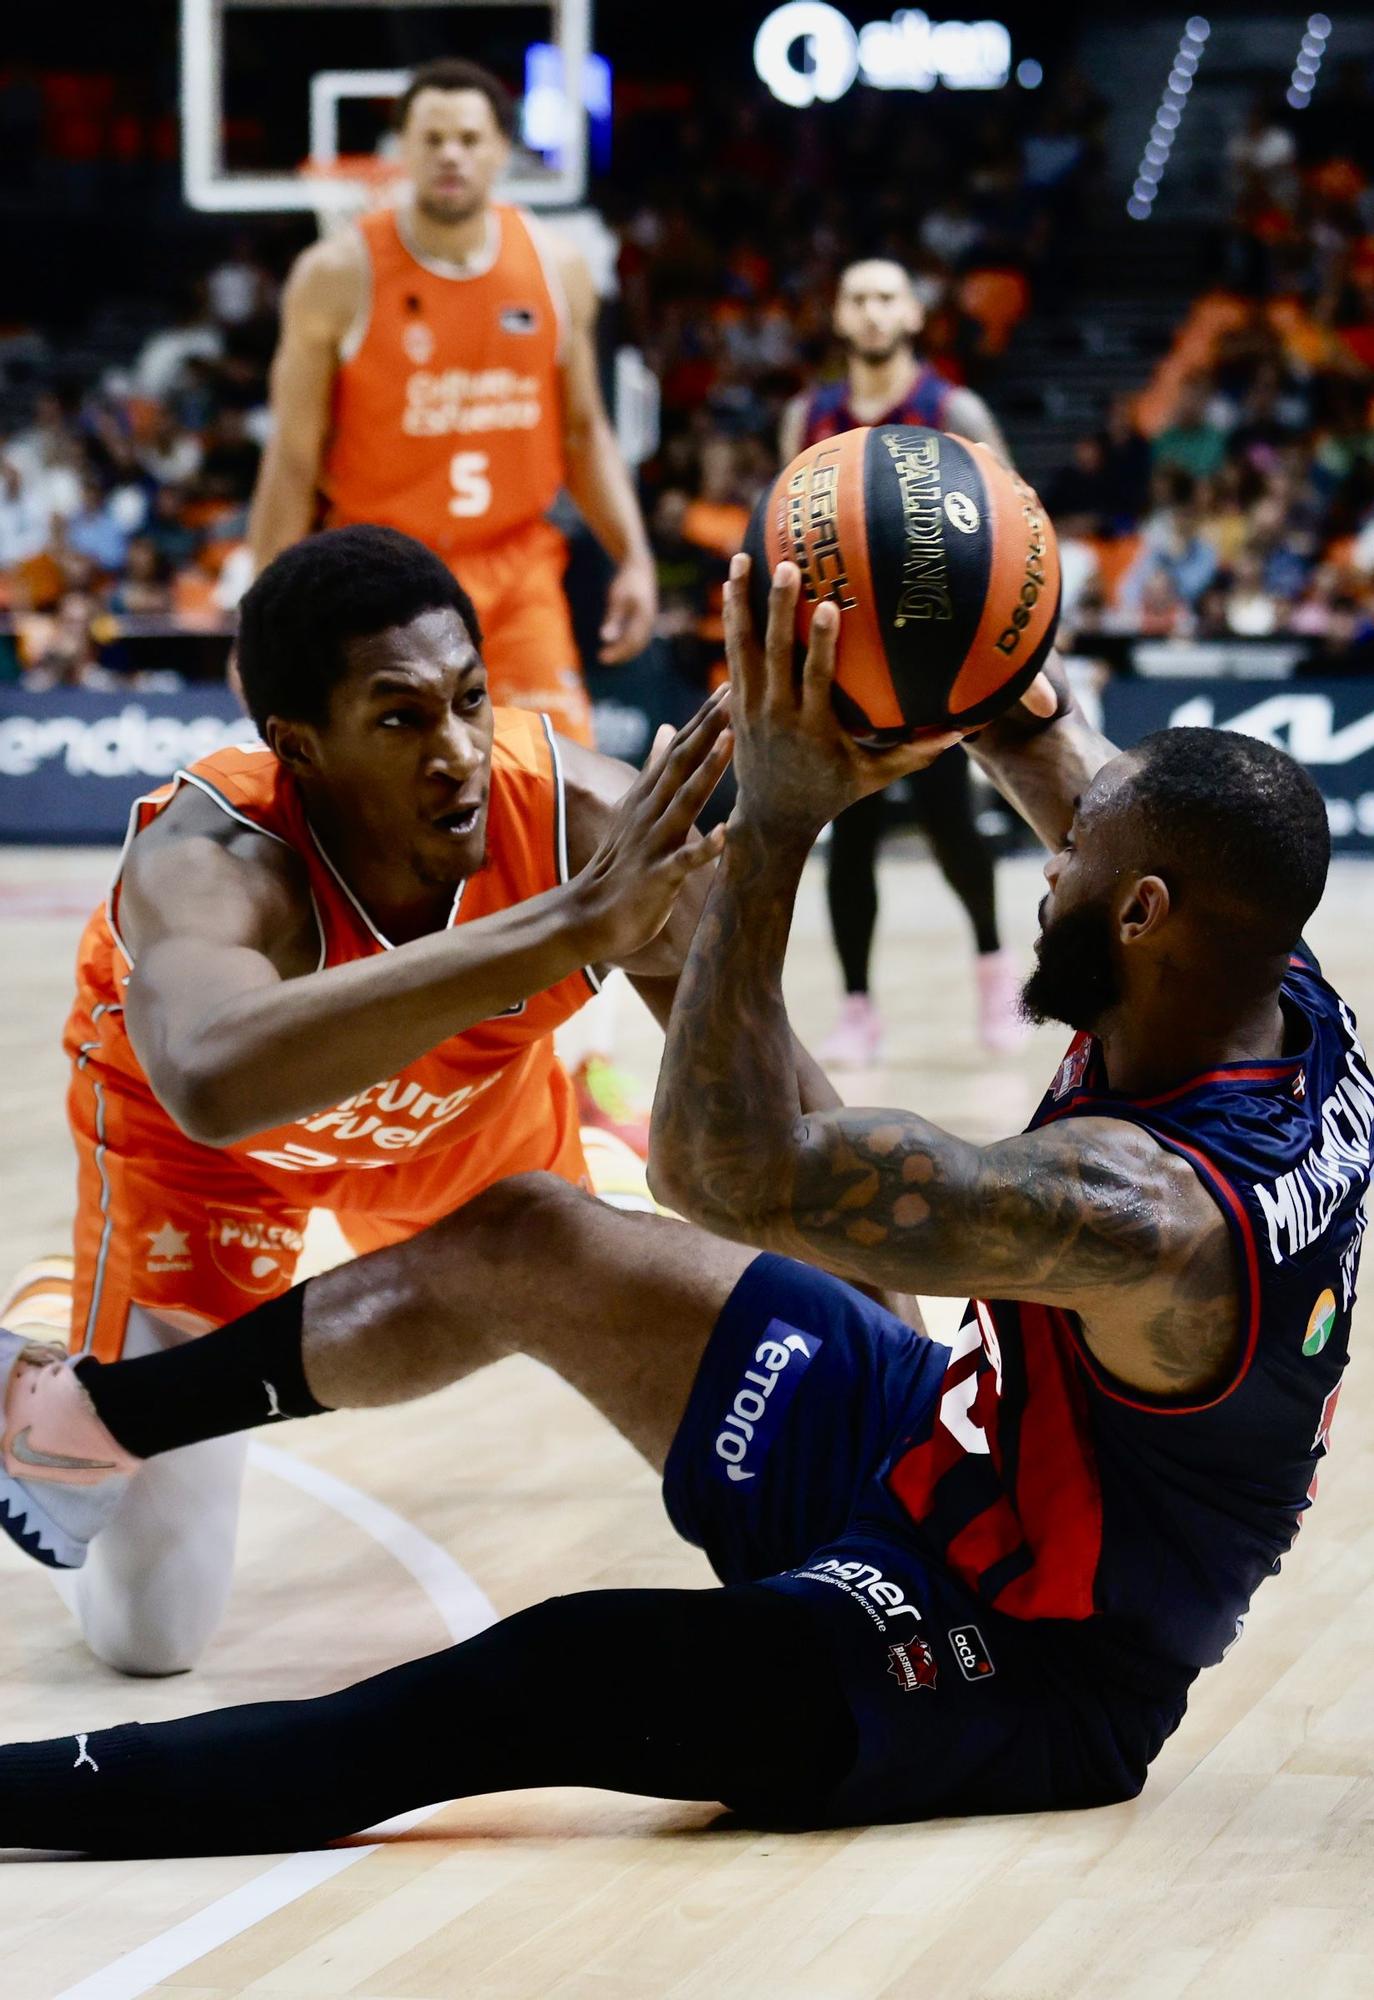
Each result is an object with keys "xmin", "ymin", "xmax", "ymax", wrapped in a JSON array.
[
  {"xmin": 964, "ymin": 650, "xmax": 1120, "ymax": 853},
  {"xmin": 652, "ymin": 560, "xmax": 1238, "ymax": 1395},
  {"xmin": 652, "ymin": 812, "xmax": 1237, "ymax": 1393}
]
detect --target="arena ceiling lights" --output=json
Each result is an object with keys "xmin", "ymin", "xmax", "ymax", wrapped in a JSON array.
[
  {"xmin": 179, "ymin": 0, "xmax": 591, "ymax": 216},
  {"xmin": 753, "ymin": 3, "xmax": 1013, "ymax": 107},
  {"xmin": 1287, "ymin": 14, "xmax": 1332, "ymax": 112},
  {"xmin": 1127, "ymin": 15, "xmax": 1209, "ymax": 222}
]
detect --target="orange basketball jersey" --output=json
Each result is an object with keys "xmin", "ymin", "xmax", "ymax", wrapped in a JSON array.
[
  {"xmin": 322, "ymin": 204, "xmax": 568, "ymax": 556},
  {"xmin": 66, "ymin": 708, "xmax": 598, "ymax": 1224}
]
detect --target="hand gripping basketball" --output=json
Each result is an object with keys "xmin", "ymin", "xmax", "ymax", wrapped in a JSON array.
[{"xmin": 724, "ymin": 554, "xmax": 963, "ymax": 840}]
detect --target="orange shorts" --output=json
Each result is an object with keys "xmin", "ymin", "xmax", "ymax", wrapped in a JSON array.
[
  {"xmin": 68, "ymin": 1065, "xmax": 589, "ymax": 1362},
  {"xmin": 455, "ymin": 519, "xmax": 594, "ymax": 748}
]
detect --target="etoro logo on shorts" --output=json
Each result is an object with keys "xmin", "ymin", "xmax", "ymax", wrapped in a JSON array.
[{"xmin": 712, "ymin": 1319, "xmax": 821, "ymax": 1484}]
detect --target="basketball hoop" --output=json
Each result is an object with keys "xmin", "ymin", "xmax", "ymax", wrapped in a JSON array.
[{"xmin": 299, "ymin": 154, "xmax": 409, "ymax": 237}]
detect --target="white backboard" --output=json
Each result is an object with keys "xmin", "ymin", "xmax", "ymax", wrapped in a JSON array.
[{"xmin": 180, "ymin": 0, "xmax": 590, "ymax": 219}]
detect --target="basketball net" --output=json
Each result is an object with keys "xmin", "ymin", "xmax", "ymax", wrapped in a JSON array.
[{"xmin": 299, "ymin": 154, "xmax": 410, "ymax": 237}]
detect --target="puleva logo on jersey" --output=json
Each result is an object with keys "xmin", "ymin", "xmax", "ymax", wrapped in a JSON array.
[
  {"xmin": 207, "ymin": 1210, "xmax": 306, "ymax": 1294},
  {"xmin": 712, "ymin": 1321, "xmax": 821, "ymax": 1483}
]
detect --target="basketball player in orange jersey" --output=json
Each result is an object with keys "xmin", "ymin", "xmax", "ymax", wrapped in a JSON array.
[
  {"xmin": 248, "ymin": 58, "xmax": 656, "ymax": 747},
  {"xmin": 779, "ymin": 259, "xmax": 1023, "ymax": 1066},
  {"xmin": 27, "ymin": 522, "xmax": 820, "ymax": 1679}
]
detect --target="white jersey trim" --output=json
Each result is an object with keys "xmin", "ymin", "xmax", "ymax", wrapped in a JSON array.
[
  {"xmin": 523, "ymin": 209, "xmax": 571, "ymax": 367},
  {"xmin": 337, "ymin": 221, "xmax": 373, "ymax": 365},
  {"xmin": 305, "ymin": 821, "xmax": 464, "ymax": 953},
  {"xmin": 393, "ymin": 205, "xmax": 502, "ymax": 282},
  {"xmin": 106, "ymin": 754, "xmax": 326, "ymax": 976},
  {"xmin": 539, "ymin": 712, "xmax": 602, "ymax": 996}
]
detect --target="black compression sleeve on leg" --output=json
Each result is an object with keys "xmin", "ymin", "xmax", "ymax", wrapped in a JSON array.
[
  {"xmin": 0, "ymin": 1588, "xmax": 859, "ymax": 1856},
  {"xmin": 73, "ymin": 1284, "xmax": 325, "ymax": 1460},
  {"xmin": 827, "ymin": 790, "xmax": 886, "ymax": 995},
  {"xmin": 912, "ymin": 755, "xmax": 1000, "ymax": 956}
]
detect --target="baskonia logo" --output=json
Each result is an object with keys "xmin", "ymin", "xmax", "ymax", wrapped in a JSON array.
[
  {"xmin": 886, "ymin": 1637, "xmax": 938, "ymax": 1692},
  {"xmin": 1302, "ymin": 1288, "xmax": 1337, "ymax": 1357}
]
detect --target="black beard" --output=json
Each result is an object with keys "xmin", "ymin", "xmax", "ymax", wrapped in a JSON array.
[
  {"xmin": 1020, "ymin": 898, "xmax": 1121, "ymax": 1032},
  {"xmin": 844, "ymin": 336, "xmax": 907, "ymax": 367}
]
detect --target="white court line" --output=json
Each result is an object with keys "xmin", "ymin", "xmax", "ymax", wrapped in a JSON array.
[
  {"xmin": 246, "ymin": 1441, "xmax": 497, "ymax": 1643},
  {"xmin": 51, "ymin": 1441, "xmax": 496, "ymax": 2000}
]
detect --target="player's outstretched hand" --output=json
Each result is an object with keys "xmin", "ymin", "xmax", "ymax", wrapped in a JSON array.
[
  {"xmin": 569, "ymin": 690, "xmax": 733, "ymax": 965},
  {"xmin": 724, "ymin": 554, "xmax": 964, "ymax": 840}
]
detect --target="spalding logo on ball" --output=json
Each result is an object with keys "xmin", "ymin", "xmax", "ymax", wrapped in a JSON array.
[{"xmin": 743, "ymin": 424, "xmax": 1061, "ymax": 746}]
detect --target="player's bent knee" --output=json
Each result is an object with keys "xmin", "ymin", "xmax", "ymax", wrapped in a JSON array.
[
  {"xmin": 79, "ymin": 1613, "xmax": 209, "ymax": 1679},
  {"xmin": 71, "ymin": 1558, "xmax": 233, "ymax": 1677},
  {"xmin": 430, "ymin": 1171, "xmax": 595, "ymax": 1267}
]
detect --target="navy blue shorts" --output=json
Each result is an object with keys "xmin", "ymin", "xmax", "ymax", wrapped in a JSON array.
[{"xmin": 663, "ymin": 1255, "xmax": 1194, "ymax": 1825}]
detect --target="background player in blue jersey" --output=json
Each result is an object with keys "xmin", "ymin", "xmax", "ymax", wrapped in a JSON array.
[
  {"xmin": 1, "ymin": 570, "xmax": 1368, "ymax": 1852},
  {"xmin": 780, "ymin": 260, "xmax": 1023, "ymax": 1066}
]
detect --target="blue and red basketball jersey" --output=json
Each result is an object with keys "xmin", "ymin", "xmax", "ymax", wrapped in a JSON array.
[
  {"xmin": 886, "ymin": 947, "xmax": 1372, "ymax": 1671},
  {"xmin": 801, "ymin": 364, "xmax": 954, "ymax": 447}
]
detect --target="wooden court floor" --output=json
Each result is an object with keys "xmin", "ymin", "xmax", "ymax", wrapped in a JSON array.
[{"xmin": 2, "ymin": 843, "xmax": 1373, "ymax": 2000}]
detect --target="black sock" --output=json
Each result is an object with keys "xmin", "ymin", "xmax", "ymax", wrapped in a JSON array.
[
  {"xmin": 73, "ymin": 1285, "xmax": 326, "ymax": 1461},
  {"xmin": 828, "ymin": 791, "xmax": 885, "ymax": 994},
  {"xmin": 0, "ymin": 1587, "xmax": 859, "ymax": 1855},
  {"xmin": 912, "ymin": 756, "xmax": 1001, "ymax": 956}
]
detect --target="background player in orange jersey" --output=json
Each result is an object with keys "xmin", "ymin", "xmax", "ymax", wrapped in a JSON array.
[
  {"xmin": 247, "ymin": 57, "xmax": 657, "ymax": 750},
  {"xmin": 37, "ymin": 522, "xmax": 837, "ymax": 1679},
  {"xmin": 779, "ymin": 260, "xmax": 1023, "ymax": 1067}
]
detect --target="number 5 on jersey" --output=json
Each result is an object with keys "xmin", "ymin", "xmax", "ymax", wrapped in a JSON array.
[{"xmin": 449, "ymin": 451, "xmax": 492, "ymax": 518}]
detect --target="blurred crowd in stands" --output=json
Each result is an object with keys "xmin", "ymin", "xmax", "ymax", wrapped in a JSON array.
[
  {"xmin": 0, "ymin": 239, "xmax": 275, "ymax": 684},
  {"xmin": 4, "ymin": 63, "xmax": 1374, "ymax": 690},
  {"xmin": 1047, "ymin": 75, "xmax": 1374, "ymax": 670},
  {"xmin": 615, "ymin": 81, "xmax": 1101, "ymax": 686}
]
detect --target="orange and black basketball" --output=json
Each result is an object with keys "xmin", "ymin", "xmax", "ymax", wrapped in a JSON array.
[{"xmin": 743, "ymin": 424, "xmax": 1061, "ymax": 747}]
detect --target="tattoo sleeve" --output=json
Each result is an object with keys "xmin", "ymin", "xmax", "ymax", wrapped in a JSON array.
[
  {"xmin": 652, "ymin": 818, "xmax": 812, "ymax": 1230},
  {"xmin": 653, "ymin": 826, "xmax": 1232, "ymax": 1309}
]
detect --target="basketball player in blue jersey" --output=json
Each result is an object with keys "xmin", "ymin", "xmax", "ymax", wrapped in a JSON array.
[
  {"xmin": 781, "ymin": 259, "xmax": 1022, "ymax": 1064},
  {"xmin": 1, "ymin": 567, "xmax": 1369, "ymax": 1851}
]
